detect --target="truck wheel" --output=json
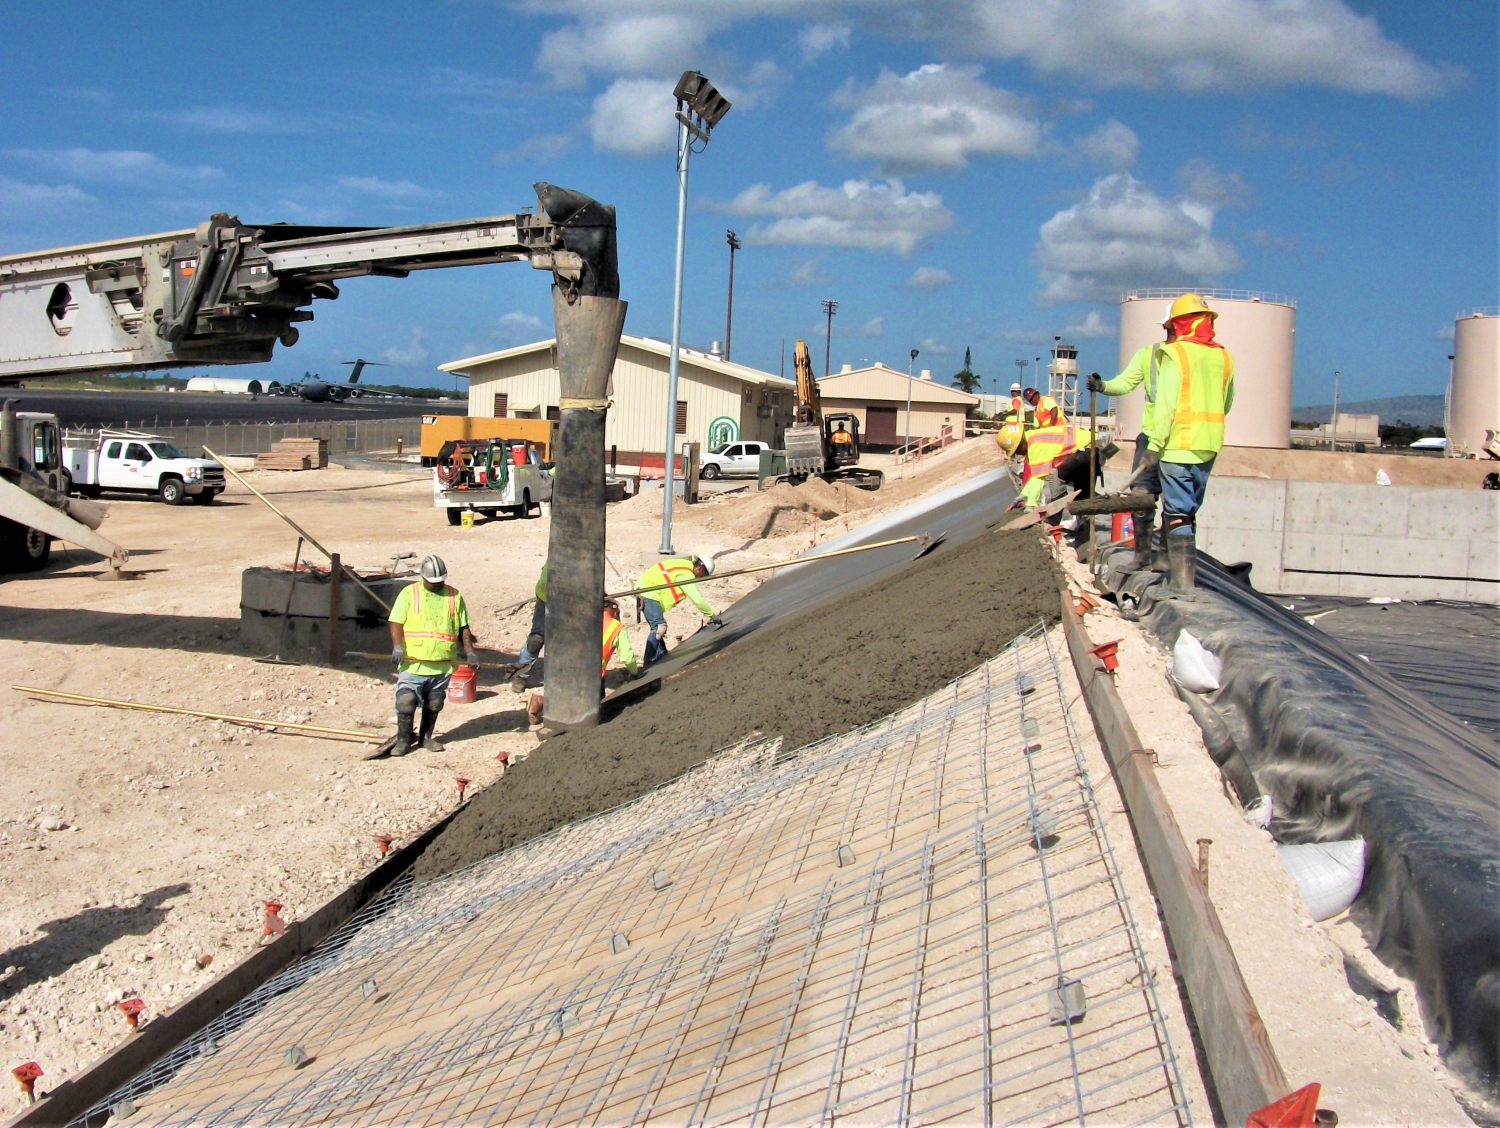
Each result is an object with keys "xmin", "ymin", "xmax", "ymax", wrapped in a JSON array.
[
  {"xmin": 159, "ymin": 477, "xmax": 186, "ymax": 505},
  {"xmin": 79, "ymin": 485, "xmax": 102, "ymax": 500},
  {"xmin": 446, "ymin": 508, "xmax": 463, "ymax": 526},
  {"xmin": 521, "ymin": 489, "xmax": 537, "ymax": 518},
  {"xmin": 1, "ymin": 521, "xmax": 51, "ymax": 572},
  {"xmin": 700, "ymin": 463, "xmax": 720, "ymax": 480}
]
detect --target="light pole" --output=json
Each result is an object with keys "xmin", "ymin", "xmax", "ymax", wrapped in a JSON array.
[
  {"xmin": 1015, "ymin": 357, "xmax": 1029, "ymax": 393},
  {"xmin": 904, "ymin": 347, "xmax": 919, "ymax": 456},
  {"xmin": 660, "ymin": 71, "xmax": 730, "ymax": 556},
  {"xmin": 822, "ymin": 298, "xmax": 838, "ymax": 378},
  {"xmin": 1331, "ymin": 369, "xmax": 1340, "ymax": 451},
  {"xmin": 724, "ymin": 230, "xmax": 740, "ymax": 361}
]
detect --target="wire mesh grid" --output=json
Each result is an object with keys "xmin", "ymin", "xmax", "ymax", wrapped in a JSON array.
[{"xmin": 82, "ymin": 624, "xmax": 1189, "ymax": 1127}]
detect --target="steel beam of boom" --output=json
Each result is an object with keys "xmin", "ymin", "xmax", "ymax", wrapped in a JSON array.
[{"xmin": 0, "ymin": 211, "xmax": 563, "ymax": 380}]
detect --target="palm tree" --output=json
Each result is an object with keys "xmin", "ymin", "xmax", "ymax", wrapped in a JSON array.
[{"xmin": 951, "ymin": 347, "xmax": 981, "ymax": 394}]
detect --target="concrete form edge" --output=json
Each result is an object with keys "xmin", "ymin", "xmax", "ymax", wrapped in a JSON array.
[
  {"xmin": 1059, "ymin": 593, "xmax": 1289, "ymax": 1126},
  {"xmin": 5, "ymin": 809, "xmax": 461, "ymax": 1128}
]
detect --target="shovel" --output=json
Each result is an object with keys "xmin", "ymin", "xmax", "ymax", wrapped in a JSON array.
[{"xmin": 995, "ymin": 490, "xmax": 1079, "ymax": 532}]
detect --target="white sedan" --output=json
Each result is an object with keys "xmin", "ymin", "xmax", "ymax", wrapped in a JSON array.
[{"xmin": 699, "ymin": 441, "xmax": 773, "ymax": 479}]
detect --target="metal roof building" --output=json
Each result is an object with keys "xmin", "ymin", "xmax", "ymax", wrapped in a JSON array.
[
  {"xmin": 817, "ymin": 363, "xmax": 979, "ymax": 450},
  {"xmin": 440, "ymin": 335, "xmax": 795, "ymax": 472}
]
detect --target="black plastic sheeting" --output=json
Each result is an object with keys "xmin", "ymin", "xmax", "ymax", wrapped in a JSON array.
[
  {"xmin": 1278, "ymin": 596, "xmax": 1499, "ymax": 738},
  {"xmin": 1095, "ymin": 545, "xmax": 1500, "ymax": 1093}
]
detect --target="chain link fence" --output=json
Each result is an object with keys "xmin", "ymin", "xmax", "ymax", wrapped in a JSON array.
[{"xmin": 75, "ymin": 417, "xmax": 424, "ymax": 458}]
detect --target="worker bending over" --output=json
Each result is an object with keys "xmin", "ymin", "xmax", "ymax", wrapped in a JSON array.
[
  {"xmin": 1023, "ymin": 387, "xmax": 1062, "ymax": 428},
  {"xmin": 1091, "ymin": 293, "xmax": 1233, "ymax": 591},
  {"xmin": 601, "ymin": 599, "xmax": 637, "ymax": 679},
  {"xmin": 1017, "ymin": 424, "xmax": 1096, "ymax": 511},
  {"xmin": 637, "ymin": 554, "xmax": 716, "ymax": 666},
  {"xmin": 388, "ymin": 555, "xmax": 478, "ymax": 757}
]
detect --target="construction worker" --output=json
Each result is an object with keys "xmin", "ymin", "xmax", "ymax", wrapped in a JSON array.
[
  {"xmin": 1091, "ymin": 293, "xmax": 1234, "ymax": 590},
  {"xmin": 829, "ymin": 420, "xmax": 855, "ymax": 460},
  {"xmin": 388, "ymin": 555, "xmax": 478, "ymax": 757},
  {"xmin": 508, "ymin": 562, "xmax": 548, "ymax": 690},
  {"xmin": 601, "ymin": 599, "xmax": 637, "ymax": 679},
  {"xmin": 638, "ymin": 554, "xmax": 716, "ymax": 666},
  {"xmin": 1016, "ymin": 423, "xmax": 1094, "ymax": 511},
  {"xmin": 1023, "ymin": 387, "xmax": 1062, "ymax": 428},
  {"xmin": 1004, "ymin": 382, "xmax": 1026, "ymax": 423}
]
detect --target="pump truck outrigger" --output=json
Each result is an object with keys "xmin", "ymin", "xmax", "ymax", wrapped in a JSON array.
[
  {"xmin": 0, "ymin": 182, "xmax": 611, "ymax": 577},
  {"xmin": 781, "ymin": 339, "xmax": 883, "ymax": 491}
]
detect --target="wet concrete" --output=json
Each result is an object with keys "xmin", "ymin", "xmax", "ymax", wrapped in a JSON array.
[{"xmin": 414, "ymin": 524, "xmax": 1063, "ymax": 880}]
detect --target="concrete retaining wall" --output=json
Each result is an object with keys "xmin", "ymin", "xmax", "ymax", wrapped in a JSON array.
[{"xmin": 1103, "ymin": 473, "xmax": 1499, "ymax": 602}]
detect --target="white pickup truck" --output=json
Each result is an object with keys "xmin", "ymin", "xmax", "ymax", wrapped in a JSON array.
[
  {"xmin": 432, "ymin": 438, "xmax": 551, "ymax": 524},
  {"xmin": 698, "ymin": 440, "xmax": 774, "ymax": 479},
  {"xmin": 66, "ymin": 431, "xmax": 225, "ymax": 505}
]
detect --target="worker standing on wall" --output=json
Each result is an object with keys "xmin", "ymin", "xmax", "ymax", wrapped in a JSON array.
[
  {"xmin": 637, "ymin": 555, "xmax": 716, "ymax": 667},
  {"xmin": 1093, "ymin": 293, "xmax": 1234, "ymax": 592},
  {"xmin": 388, "ymin": 555, "xmax": 478, "ymax": 757},
  {"xmin": 1004, "ymin": 383, "xmax": 1026, "ymax": 423},
  {"xmin": 1023, "ymin": 387, "xmax": 1062, "ymax": 428},
  {"xmin": 504, "ymin": 563, "xmax": 547, "ymax": 691}
]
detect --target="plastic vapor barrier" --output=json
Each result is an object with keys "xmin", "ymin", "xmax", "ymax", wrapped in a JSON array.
[{"xmin": 1096, "ymin": 544, "xmax": 1500, "ymax": 1092}]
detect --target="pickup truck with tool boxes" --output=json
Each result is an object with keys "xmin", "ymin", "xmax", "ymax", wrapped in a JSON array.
[
  {"xmin": 432, "ymin": 437, "xmax": 551, "ymax": 524},
  {"xmin": 65, "ymin": 430, "xmax": 226, "ymax": 504}
]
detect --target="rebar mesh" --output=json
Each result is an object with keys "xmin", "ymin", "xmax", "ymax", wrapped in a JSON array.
[{"xmin": 81, "ymin": 625, "xmax": 1189, "ymax": 1127}]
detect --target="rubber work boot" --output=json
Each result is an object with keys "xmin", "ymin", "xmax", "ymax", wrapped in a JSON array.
[
  {"xmin": 1131, "ymin": 511, "xmax": 1156, "ymax": 572},
  {"xmin": 390, "ymin": 712, "xmax": 415, "ymax": 758},
  {"xmin": 510, "ymin": 662, "xmax": 534, "ymax": 693},
  {"xmin": 418, "ymin": 707, "xmax": 445, "ymax": 753},
  {"xmin": 1167, "ymin": 532, "xmax": 1198, "ymax": 593}
]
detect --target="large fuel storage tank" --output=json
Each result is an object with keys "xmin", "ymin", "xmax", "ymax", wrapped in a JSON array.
[
  {"xmin": 1449, "ymin": 309, "xmax": 1500, "ymax": 457},
  {"xmin": 1116, "ymin": 289, "xmax": 1295, "ymax": 448}
]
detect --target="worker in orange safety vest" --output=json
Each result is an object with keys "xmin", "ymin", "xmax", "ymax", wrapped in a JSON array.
[{"xmin": 1023, "ymin": 387, "xmax": 1062, "ymax": 428}]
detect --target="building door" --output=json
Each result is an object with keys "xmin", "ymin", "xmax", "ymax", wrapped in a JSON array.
[{"xmin": 865, "ymin": 406, "xmax": 898, "ymax": 445}]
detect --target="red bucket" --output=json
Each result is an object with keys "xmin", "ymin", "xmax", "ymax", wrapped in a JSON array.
[
  {"xmin": 511, "ymin": 444, "xmax": 527, "ymax": 466},
  {"xmin": 447, "ymin": 665, "xmax": 477, "ymax": 704}
]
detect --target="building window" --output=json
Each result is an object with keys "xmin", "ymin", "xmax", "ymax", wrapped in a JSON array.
[
  {"xmin": 495, "ymin": 393, "xmax": 508, "ymax": 417},
  {"xmin": 546, "ymin": 405, "xmax": 560, "ymax": 421},
  {"xmin": 676, "ymin": 401, "xmax": 688, "ymax": 434}
]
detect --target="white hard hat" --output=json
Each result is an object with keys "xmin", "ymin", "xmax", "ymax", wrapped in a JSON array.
[
  {"xmin": 1010, "ymin": 382, "xmax": 1022, "ymax": 393},
  {"xmin": 419, "ymin": 554, "xmax": 448, "ymax": 582},
  {"xmin": 694, "ymin": 555, "xmax": 714, "ymax": 575}
]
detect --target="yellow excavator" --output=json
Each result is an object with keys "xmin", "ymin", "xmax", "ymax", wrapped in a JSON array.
[{"xmin": 781, "ymin": 340, "xmax": 883, "ymax": 491}]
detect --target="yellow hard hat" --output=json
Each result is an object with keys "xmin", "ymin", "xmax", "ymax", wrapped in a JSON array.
[
  {"xmin": 1163, "ymin": 292, "xmax": 1217, "ymax": 326},
  {"xmin": 996, "ymin": 421, "xmax": 1023, "ymax": 456}
]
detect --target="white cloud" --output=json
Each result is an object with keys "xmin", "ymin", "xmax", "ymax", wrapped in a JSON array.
[
  {"xmin": 993, "ymin": 327, "xmax": 1052, "ymax": 344},
  {"xmin": 1246, "ymin": 228, "xmax": 1299, "ymax": 253},
  {"xmin": 920, "ymin": 337, "xmax": 954, "ymax": 354},
  {"xmin": 721, "ymin": 178, "xmax": 953, "ymax": 255},
  {"xmin": 0, "ymin": 176, "xmax": 94, "ymax": 208},
  {"xmin": 1034, "ymin": 170, "xmax": 1243, "ymax": 304},
  {"xmin": 778, "ymin": 258, "xmax": 831, "ymax": 288},
  {"xmin": 904, "ymin": 266, "xmax": 952, "ymax": 290},
  {"xmin": 338, "ymin": 176, "xmax": 442, "ymax": 200},
  {"xmin": 1175, "ymin": 158, "xmax": 1250, "ymax": 208},
  {"xmin": 855, "ymin": 316, "xmax": 884, "ymax": 338},
  {"xmin": 588, "ymin": 78, "xmax": 678, "ymax": 156},
  {"xmin": 1075, "ymin": 120, "xmax": 1138, "ymax": 171},
  {"xmin": 799, "ymin": 22, "xmax": 851, "ymax": 61},
  {"xmin": 828, "ymin": 64, "xmax": 1042, "ymax": 172},
  {"xmin": 499, "ymin": 311, "xmax": 544, "ymax": 340},
  {"xmin": 520, "ymin": 0, "xmax": 1455, "ymax": 99},
  {"xmin": 494, "ymin": 133, "xmax": 574, "ymax": 164},
  {"xmin": 1433, "ymin": 324, "xmax": 1455, "ymax": 341},
  {"xmin": 382, "ymin": 328, "xmax": 428, "ymax": 366},
  {"xmin": 153, "ymin": 106, "xmax": 300, "ymax": 132},
  {"xmin": 1062, "ymin": 310, "xmax": 1116, "ymax": 339},
  {"xmin": 7, "ymin": 148, "xmax": 221, "ymax": 183}
]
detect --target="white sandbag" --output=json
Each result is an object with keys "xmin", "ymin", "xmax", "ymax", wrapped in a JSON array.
[
  {"xmin": 1278, "ymin": 837, "xmax": 1366, "ymax": 921},
  {"xmin": 1173, "ymin": 629, "xmax": 1222, "ymax": 693}
]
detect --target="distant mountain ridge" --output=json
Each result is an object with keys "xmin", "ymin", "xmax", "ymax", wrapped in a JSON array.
[{"xmin": 1292, "ymin": 394, "xmax": 1444, "ymax": 428}]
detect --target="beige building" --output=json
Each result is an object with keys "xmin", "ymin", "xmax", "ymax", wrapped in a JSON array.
[
  {"xmin": 817, "ymin": 363, "xmax": 979, "ymax": 449},
  {"xmin": 439, "ymin": 335, "xmax": 795, "ymax": 472}
]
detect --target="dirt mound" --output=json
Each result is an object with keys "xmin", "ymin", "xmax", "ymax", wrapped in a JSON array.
[
  {"xmin": 414, "ymin": 526, "xmax": 1063, "ymax": 880},
  {"xmin": 727, "ymin": 480, "xmax": 846, "ymax": 539}
]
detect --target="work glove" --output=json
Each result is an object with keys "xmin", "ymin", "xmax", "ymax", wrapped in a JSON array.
[
  {"xmin": 708, "ymin": 615, "xmax": 724, "ymax": 629},
  {"xmin": 464, "ymin": 649, "xmax": 480, "ymax": 667},
  {"xmin": 391, "ymin": 645, "xmax": 406, "ymax": 665},
  {"xmin": 1085, "ymin": 372, "xmax": 1105, "ymax": 394},
  {"xmin": 1139, "ymin": 448, "xmax": 1161, "ymax": 470}
]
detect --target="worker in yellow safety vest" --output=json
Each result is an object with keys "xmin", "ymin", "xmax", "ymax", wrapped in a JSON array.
[
  {"xmin": 1090, "ymin": 293, "xmax": 1234, "ymax": 591},
  {"xmin": 1003, "ymin": 383, "xmax": 1027, "ymax": 423},
  {"xmin": 1023, "ymin": 387, "xmax": 1062, "ymax": 428},
  {"xmin": 388, "ymin": 554, "xmax": 478, "ymax": 756},
  {"xmin": 1017, "ymin": 424, "xmax": 1094, "ymax": 511},
  {"xmin": 637, "ymin": 555, "xmax": 718, "ymax": 666},
  {"xmin": 601, "ymin": 599, "xmax": 637, "ymax": 678}
]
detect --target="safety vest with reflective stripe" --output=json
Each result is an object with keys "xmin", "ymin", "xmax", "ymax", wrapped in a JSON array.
[
  {"xmin": 1021, "ymin": 425, "xmax": 1091, "ymax": 483},
  {"xmin": 602, "ymin": 616, "xmax": 637, "ymax": 675},
  {"xmin": 1032, "ymin": 394, "xmax": 1062, "ymax": 427},
  {"xmin": 392, "ymin": 582, "xmax": 464, "ymax": 664},
  {"xmin": 639, "ymin": 558, "xmax": 712, "ymax": 614},
  {"xmin": 1149, "ymin": 341, "xmax": 1235, "ymax": 461},
  {"xmin": 535, "ymin": 563, "xmax": 548, "ymax": 603}
]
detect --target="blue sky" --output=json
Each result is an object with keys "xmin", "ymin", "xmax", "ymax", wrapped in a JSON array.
[{"xmin": 1, "ymin": 1, "xmax": 1493, "ymax": 405}]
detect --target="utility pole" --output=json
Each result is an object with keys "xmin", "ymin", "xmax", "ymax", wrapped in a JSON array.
[
  {"xmin": 660, "ymin": 71, "xmax": 730, "ymax": 557},
  {"xmin": 1015, "ymin": 358, "xmax": 1028, "ymax": 391},
  {"xmin": 822, "ymin": 299, "xmax": 838, "ymax": 379},
  {"xmin": 904, "ymin": 348, "xmax": 919, "ymax": 456},
  {"xmin": 1331, "ymin": 369, "xmax": 1341, "ymax": 452},
  {"xmin": 724, "ymin": 230, "xmax": 740, "ymax": 361}
]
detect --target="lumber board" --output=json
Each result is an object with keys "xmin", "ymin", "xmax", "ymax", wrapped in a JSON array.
[{"xmin": 1059, "ymin": 593, "xmax": 1289, "ymax": 1126}]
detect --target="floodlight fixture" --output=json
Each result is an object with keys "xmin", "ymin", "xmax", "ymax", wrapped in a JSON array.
[{"xmin": 674, "ymin": 70, "xmax": 731, "ymax": 138}]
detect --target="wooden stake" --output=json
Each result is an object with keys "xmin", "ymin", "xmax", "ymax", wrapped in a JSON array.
[
  {"xmin": 12, "ymin": 685, "xmax": 380, "ymax": 741},
  {"xmin": 328, "ymin": 552, "xmax": 342, "ymax": 667}
]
